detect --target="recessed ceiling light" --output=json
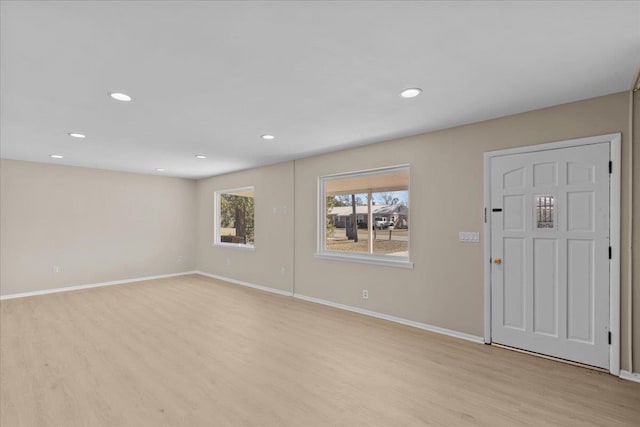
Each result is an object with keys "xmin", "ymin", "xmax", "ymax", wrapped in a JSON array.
[
  {"xmin": 68, "ymin": 132, "xmax": 86, "ymax": 139},
  {"xmin": 399, "ymin": 88, "xmax": 422, "ymax": 98},
  {"xmin": 155, "ymin": 168, "xmax": 165, "ymax": 172},
  {"xmin": 195, "ymin": 155, "xmax": 207, "ymax": 159},
  {"xmin": 261, "ymin": 134, "xmax": 275, "ymax": 140},
  {"xmin": 50, "ymin": 154, "xmax": 64, "ymax": 159},
  {"xmin": 109, "ymin": 92, "xmax": 133, "ymax": 102}
]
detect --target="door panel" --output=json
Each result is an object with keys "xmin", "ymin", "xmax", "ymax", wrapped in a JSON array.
[
  {"xmin": 533, "ymin": 238, "xmax": 557, "ymax": 336},
  {"xmin": 490, "ymin": 142, "xmax": 609, "ymax": 368},
  {"xmin": 567, "ymin": 162, "xmax": 594, "ymax": 185},
  {"xmin": 503, "ymin": 195, "xmax": 525, "ymax": 231},
  {"xmin": 567, "ymin": 239, "xmax": 594, "ymax": 343},
  {"xmin": 503, "ymin": 167, "xmax": 525, "ymax": 189},
  {"xmin": 533, "ymin": 162, "xmax": 557, "ymax": 186},
  {"xmin": 503, "ymin": 237, "xmax": 526, "ymax": 330},
  {"xmin": 567, "ymin": 192, "xmax": 594, "ymax": 231}
]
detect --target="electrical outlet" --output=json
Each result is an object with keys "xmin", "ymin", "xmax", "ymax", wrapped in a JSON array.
[
  {"xmin": 280, "ymin": 266, "xmax": 286, "ymax": 275},
  {"xmin": 177, "ymin": 255, "xmax": 183, "ymax": 262},
  {"xmin": 225, "ymin": 258, "xmax": 231, "ymax": 266},
  {"xmin": 362, "ymin": 289, "xmax": 369, "ymax": 299}
]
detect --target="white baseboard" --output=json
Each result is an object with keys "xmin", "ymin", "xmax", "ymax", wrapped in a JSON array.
[
  {"xmin": 2, "ymin": 270, "xmax": 485, "ymax": 347},
  {"xmin": 194, "ymin": 272, "xmax": 482, "ymax": 344},
  {"xmin": 620, "ymin": 370, "xmax": 640, "ymax": 383},
  {"xmin": 0, "ymin": 271, "xmax": 199, "ymax": 300},
  {"xmin": 195, "ymin": 271, "xmax": 294, "ymax": 297},
  {"xmin": 293, "ymin": 293, "xmax": 484, "ymax": 344}
]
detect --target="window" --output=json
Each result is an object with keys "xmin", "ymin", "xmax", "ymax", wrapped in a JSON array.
[
  {"xmin": 535, "ymin": 195, "xmax": 555, "ymax": 229},
  {"xmin": 215, "ymin": 187, "xmax": 255, "ymax": 249},
  {"xmin": 318, "ymin": 166, "xmax": 412, "ymax": 268}
]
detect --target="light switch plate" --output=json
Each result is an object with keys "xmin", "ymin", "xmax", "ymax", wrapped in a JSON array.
[{"xmin": 459, "ymin": 231, "xmax": 480, "ymax": 243}]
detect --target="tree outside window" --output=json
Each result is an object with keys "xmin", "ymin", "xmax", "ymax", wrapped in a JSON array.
[{"xmin": 215, "ymin": 187, "xmax": 255, "ymax": 247}]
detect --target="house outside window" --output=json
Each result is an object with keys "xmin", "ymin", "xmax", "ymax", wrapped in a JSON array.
[{"xmin": 318, "ymin": 165, "xmax": 412, "ymax": 268}]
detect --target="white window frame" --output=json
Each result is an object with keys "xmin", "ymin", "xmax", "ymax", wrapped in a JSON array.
[
  {"xmin": 214, "ymin": 186, "xmax": 256, "ymax": 251},
  {"xmin": 316, "ymin": 165, "xmax": 413, "ymax": 269}
]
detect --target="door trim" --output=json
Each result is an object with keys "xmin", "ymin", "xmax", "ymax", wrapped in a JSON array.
[{"xmin": 483, "ymin": 133, "xmax": 621, "ymax": 375}]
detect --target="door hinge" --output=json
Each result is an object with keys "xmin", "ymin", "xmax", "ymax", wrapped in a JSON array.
[
  {"xmin": 608, "ymin": 331, "xmax": 612, "ymax": 345},
  {"xmin": 609, "ymin": 161, "xmax": 612, "ymax": 174},
  {"xmin": 609, "ymin": 246, "xmax": 612, "ymax": 259}
]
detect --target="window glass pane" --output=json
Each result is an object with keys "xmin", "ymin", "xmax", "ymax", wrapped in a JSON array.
[
  {"xmin": 326, "ymin": 193, "xmax": 369, "ymax": 253},
  {"xmin": 535, "ymin": 195, "xmax": 554, "ymax": 229},
  {"xmin": 217, "ymin": 188, "xmax": 255, "ymax": 246},
  {"xmin": 322, "ymin": 167, "xmax": 409, "ymax": 261},
  {"xmin": 372, "ymin": 190, "xmax": 409, "ymax": 256}
]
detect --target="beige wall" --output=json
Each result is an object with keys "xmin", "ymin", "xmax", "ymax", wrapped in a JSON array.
[
  {"xmin": 2, "ymin": 91, "xmax": 636, "ymax": 373},
  {"xmin": 196, "ymin": 161, "xmax": 294, "ymax": 293},
  {"xmin": 0, "ymin": 160, "xmax": 197, "ymax": 295},
  {"xmin": 292, "ymin": 92, "xmax": 636, "ymax": 371},
  {"xmin": 195, "ymin": 92, "xmax": 635, "ymax": 372}
]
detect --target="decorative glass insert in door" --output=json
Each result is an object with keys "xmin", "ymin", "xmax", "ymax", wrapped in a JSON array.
[{"xmin": 535, "ymin": 195, "xmax": 555, "ymax": 229}]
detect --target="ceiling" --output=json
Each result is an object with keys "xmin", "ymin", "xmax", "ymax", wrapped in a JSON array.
[
  {"xmin": 1, "ymin": 1, "xmax": 639, "ymax": 179},
  {"xmin": 326, "ymin": 170, "xmax": 409, "ymax": 196}
]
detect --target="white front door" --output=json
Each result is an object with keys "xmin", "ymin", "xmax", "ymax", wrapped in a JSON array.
[{"xmin": 490, "ymin": 142, "xmax": 610, "ymax": 368}]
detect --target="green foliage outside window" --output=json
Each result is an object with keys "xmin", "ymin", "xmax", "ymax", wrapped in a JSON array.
[{"xmin": 220, "ymin": 193, "xmax": 255, "ymax": 244}]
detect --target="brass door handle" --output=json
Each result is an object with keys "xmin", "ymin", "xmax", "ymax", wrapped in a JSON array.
[{"xmin": 494, "ymin": 258, "xmax": 502, "ymax": 265}]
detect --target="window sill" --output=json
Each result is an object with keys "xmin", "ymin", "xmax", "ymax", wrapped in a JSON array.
[
  {"xmin": 314, "ymin": 252, "xmax": 414, "ymax": 269},
  {"xmin": 213, "ymin": 242, "xmax": 255, "ymax": 251}
]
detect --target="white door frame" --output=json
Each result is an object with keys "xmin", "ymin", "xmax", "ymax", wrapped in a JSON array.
[{"xmin": 483, "ymin": 133, "xmax": 621, "ymax": 375}]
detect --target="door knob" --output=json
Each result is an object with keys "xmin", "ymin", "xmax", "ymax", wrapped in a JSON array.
[{"xmin": 494, "ymin": 257, "xmax": 502, "ymax": 265}]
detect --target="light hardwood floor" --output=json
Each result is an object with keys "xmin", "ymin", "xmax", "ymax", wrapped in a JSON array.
[{"xmin": 1, "ymin": 274, "xmax": 639, "ymax": 426}]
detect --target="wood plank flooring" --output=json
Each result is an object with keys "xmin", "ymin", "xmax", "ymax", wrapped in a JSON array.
[{"xmin": 1, "ymin": 274, "xmax": 639, "ymax": 426}]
